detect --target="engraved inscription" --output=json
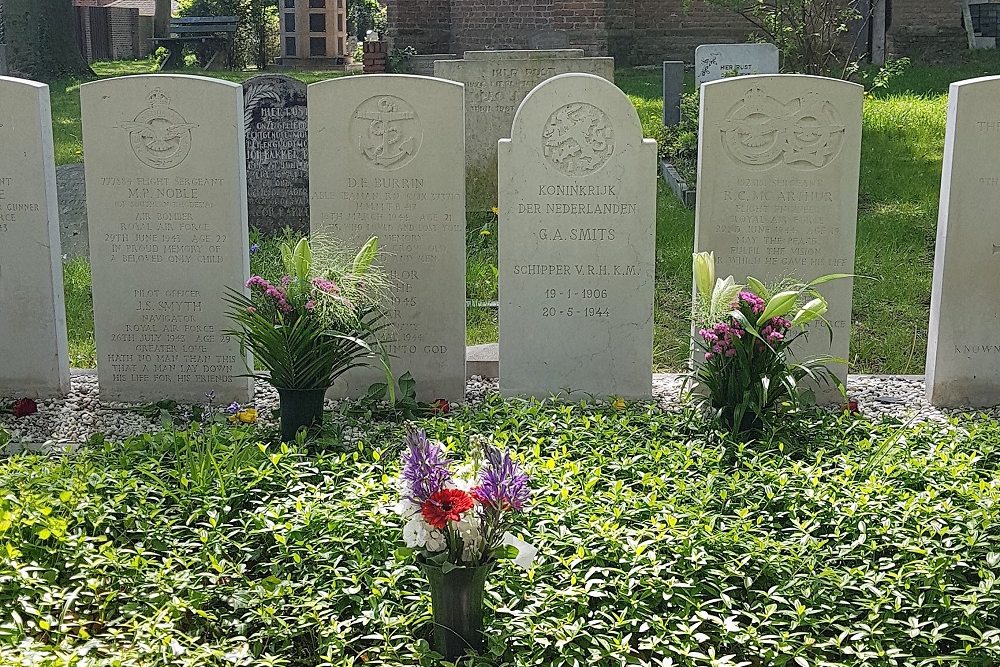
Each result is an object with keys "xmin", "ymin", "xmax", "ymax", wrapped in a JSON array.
[
  {"xmin": 543, "ymin": 103, "xmax": 615, "ymax": 176},
  {"xmin": 351, "ymin": 96, "xmax": 422, "ymax": 170},
  {"xmin": 243, "ymin": 77, "xmax": 309, "ymax": 232},
  {"xmin": 720, "ymin": 88, "xmax": 845, "ymax": 171},
  {"xmin": 119, "ymin": 89, "xmax": 198, "ymax": 169}
]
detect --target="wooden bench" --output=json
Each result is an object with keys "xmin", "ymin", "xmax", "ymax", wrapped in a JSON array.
[{"xmin": 154, "ymin": 16, "xmax": 238, "ymax": 71}]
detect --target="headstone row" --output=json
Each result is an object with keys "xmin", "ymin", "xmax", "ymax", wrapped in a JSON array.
[{"xmin": 4, "ymin": 70, "xmax": 997, "ymax": 409}]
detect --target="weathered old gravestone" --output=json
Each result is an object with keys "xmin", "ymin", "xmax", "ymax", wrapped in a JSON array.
[
  {"xmin": 81, "ymin": 75, "xmax": 251, "ymax": 403},
  {"xmin": 927, "ymin": 76, "xmax": 1000, "ymax": 407},
  {"xmin": 308, "ymin": 75, "xmax": 466, "ymax": 403},
  {"xmin": 435, "ymin": 50, "xmax": 615, "ymax": 210},
  {"xmin": 695, "ymin": 43, "xmax": 779, "ymax": 87},
  {"xmin": 499, "ymin": 73, "xmax": 657, "ymax": 399},
  {"xmin": 663, "ymin": 60, "xmax": 685, "ymax": 126},
  {"xmin": 243, "ymin": 75, "xmax": 309, "ymax": 234},
  {"xmin": 0, "ymin": 77, "xmax": 70, "ymax": 398},
  {"xmin": 693, "ymin": 75, "xmax": 863, "ymax": 400}
]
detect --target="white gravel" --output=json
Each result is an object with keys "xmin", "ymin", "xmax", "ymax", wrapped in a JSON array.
[{"xmin": 2, "ymin": 372, "xmax": 996, "ymax": 450}]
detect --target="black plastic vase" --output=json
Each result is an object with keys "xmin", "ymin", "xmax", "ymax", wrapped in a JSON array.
[
  {"xmin": 420, "ymin": 562, "xmax": 493, "ymax": 659},
  {"xmin": 276, "ymin": 387, "xmax": 326, "ymax": 442}
]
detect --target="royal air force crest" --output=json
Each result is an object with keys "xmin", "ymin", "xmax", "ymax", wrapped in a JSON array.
[{"xmin": 120, "ymin": 88, "xmax": 198, "ymax": 169}]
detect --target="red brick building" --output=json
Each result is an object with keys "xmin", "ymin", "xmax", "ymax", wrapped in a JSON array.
[{"xmin": 388, "ymin": 0, "xmax": 966, "ymax": 65}]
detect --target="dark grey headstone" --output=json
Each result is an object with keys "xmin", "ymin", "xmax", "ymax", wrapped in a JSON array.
[
  {"xmin": 242, "ymin": 75, "xmax": 308, "ymax": 234},
  {"xmin": 0, "ymin": 45, "xmax": 8, "ymax": 76},
  {"xmin": 528, "ymin": 30, "xmax": 570, "ymax": 49},
  {"xmin": 663, "ymin": 61, "xmax": 684, "ymax": 126}
]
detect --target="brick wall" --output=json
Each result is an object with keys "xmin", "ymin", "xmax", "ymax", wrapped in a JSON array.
[
  {"xmin": 609, "ymin": 0, "xmax": 752, "ymax": 64},
  {"xmin": 388, "ymin": 0, "xmax": 962, "ymax": 64},
  {"xmin": 450, "ymin": 0, "xmax": 552, "ymax": 53},
  {"xmin": 388, "ymin": 0, "xmax": 452, "ymax": 54},
  {"xmin": 887, "ymin": 0, "xmax": 965, "ymax": 55},
  {"xmin": 109, "ymin": 8, "xmax": 139, "ymax": 60}
]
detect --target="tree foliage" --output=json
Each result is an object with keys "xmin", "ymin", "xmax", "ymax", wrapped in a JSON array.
[
  {"xmin": 3, "ymin": 0, "xmax": 93, "ymax": 81},
  {"xmin": 348, "ymin": 0, "xmax": 387, "ymax": 40},
  {"xmin": 696, "ymin": 0, "xmax": 875, "ymax": 76}
]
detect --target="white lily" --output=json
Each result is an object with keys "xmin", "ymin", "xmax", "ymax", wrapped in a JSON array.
[
  {"xmin": 792, "ymin": 297, "xmax": 828, "ymax": 326},
  {"xmin": 693, "ymin": 251, "xmax": 716, "ymax": 302},
  {"xmin": 709, "ymin": 275, "xmax": 743, "ymax": 318}
]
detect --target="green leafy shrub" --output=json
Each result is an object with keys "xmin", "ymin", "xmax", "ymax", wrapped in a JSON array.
[
  {"xmin": 657, "ymin": 92, "xmax": 700, "ymax": 184},
  {"xmin": 2, "ymin": 403, "xmax": 999, "ymax": 666}
]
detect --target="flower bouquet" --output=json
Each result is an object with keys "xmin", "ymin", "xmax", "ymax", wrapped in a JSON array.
[
  {"xmin": 224, "ymin": 237, "xmax": 388, "ymax": 441},
  {"xmin": 688, "ymin": 251, "xmax": 848, "ymax": 435},
  {"xmin": 394, "ymin": 429, "xmax": 532, "ymax": 659}
]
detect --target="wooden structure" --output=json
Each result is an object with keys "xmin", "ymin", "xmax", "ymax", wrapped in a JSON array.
[{"xmin": 154, "ymin": 16, "xmax": 237, "ymax": 70}]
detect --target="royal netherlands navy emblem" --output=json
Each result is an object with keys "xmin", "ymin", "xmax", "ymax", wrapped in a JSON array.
[{"xmin": 542, "ymin": 103, "xmax": 615, "ymax": 176}]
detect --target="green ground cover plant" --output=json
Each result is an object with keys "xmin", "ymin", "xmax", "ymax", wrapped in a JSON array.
[
  {"xmin": 51, "ymin": 55, "xmax": 1000, "ymax": 373},
  {"xmin": 1, "ymin": 403, "xmax": 999, "ymax": 666}
]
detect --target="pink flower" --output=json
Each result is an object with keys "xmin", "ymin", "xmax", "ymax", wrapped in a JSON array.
[
  {"xmin": 305, "ymin": 300, "xmax": 316, "ymax": 311},
  {"xmin": 704, "ymin": 352, "xmax": 715, "ymax": 361}
]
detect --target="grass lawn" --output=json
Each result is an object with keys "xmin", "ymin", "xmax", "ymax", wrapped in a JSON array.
[
  {"xmin": 2, "ymin": 401, "xmax": 999, "ymax": 666},
  {"xmin": 53, "ymin": 55, "xmax": 1000, "ymax": 373}
]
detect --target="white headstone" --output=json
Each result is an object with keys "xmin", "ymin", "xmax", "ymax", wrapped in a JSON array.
[
  {"xmin": 693, "ymin": 75, "xmax": 863, "ymax": 400},
  {"xmin": 927, "ymin": 75, "xmax": 1000, "ymax": 407},
  {"xmin": 0, "ymin": 77, "xmax": 70, "ymax": 398},
  {"xmin": 499, "ymin": 73, "xmax": 657, "ymax": 399},
  {"xmin": 81, "ymin": 75, "xmax": 252, "ymax": 403},
  {"xmin": 434, "ymin": 51, "xmax": 615, "ymax": 210},
  {"xmin": 695, "ymin": 43, "xmax": 779, "ymax": 87},
  {"xmin": 308, "ymin": 75, "xmax": 467, "ymax": 403}
]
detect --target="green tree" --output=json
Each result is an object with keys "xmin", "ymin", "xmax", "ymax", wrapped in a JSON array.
[
  {"xmin": 696, "ymin": 0, "xmax": 877, "ymax": 76},
  {"xmin": 179, "ymin": 0, "xmax": 277, "ymax": 69},
  {"xmin": 348, "ymin": 0, "xmax": 386, "ymax": 40},
  {"xmin": 3, "ymin": 0, "xmax": 93, "ymax": 81}
]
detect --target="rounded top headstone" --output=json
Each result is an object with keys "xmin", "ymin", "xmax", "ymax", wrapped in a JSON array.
[{"xmin": 510, "ymin": 73, "xmax": 643, "ymax": 177}]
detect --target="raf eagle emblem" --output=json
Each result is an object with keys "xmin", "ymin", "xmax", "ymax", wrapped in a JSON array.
[{"xmin": 119, "ymin": 88, "xmax": 198, "ymax": 169}]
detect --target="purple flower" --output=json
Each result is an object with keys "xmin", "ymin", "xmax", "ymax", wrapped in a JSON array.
[
  {"xmin": 311, "ymin": 277, "xmax": 339, "ymax": 294},
  {"xmin": 401, "ymin": 429, "xmax": 452, "ymax": 504},
  {"xmin": 249, "ymin": 243, "xmax": 260, "ymax": 255},
  {"xmin": 226, "ymin": 401, "xmax": 241, "ymax": 414},
  {"xmin": 475, "ymin": 446, "xmax": 530, "ymax": 511}
]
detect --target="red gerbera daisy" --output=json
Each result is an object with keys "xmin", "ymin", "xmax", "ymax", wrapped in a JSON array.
[
  {"xmin": 421, "ymin": 488, "xmax": 474, "ymax": 530},
  {"xmin": 12, "ymin": 398, "xmax": 37, "ymax": 418}
]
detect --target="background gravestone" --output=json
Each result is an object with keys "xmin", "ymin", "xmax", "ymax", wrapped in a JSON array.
[
  {"xmin": 499, "ymin": 73, "xmax": 657, "ymax": 399},
  {"xmin": 663, "ymin": 60, "xmax": 684, "ymax": 126},
  {"xmin": 435, "ymin": 50, "xmax": 615, "ymax": 210},
  {"xmin": 308, "ymin": 75, "xmax": 467, "ymax": 403},
  {"xmin": 81, "ymin": 75, "xmax": 252, "ymax": 403},
  {"xmin": 695, "ymin": 43, "xmax": 780, "ymax": 87},
  {"xmin": 927, "ymin": 75, "xmax": 1000, "ymax": 407},
  {"xmin": 693, "ymin": 75, "xmax": 863, "ymax": 401},
  {"xmin": 0, "ymin": 76, "xmax": 70, "ymax": 398},
  {"xmin": 243, "ymin": 75, "xmax": 309, "ymax": 234}
]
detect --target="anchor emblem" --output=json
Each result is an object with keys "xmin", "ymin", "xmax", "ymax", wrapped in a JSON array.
[
  {"xmin": 353, "ymin": 95, "xmax": 421, "ymax": 170},
  {"xmin": 119, "ymin": 88, "xmax": 198, "ymax": 170}
]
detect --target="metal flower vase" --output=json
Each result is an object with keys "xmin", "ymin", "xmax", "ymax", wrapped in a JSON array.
[
  {"xmin": 420, "ymin": 562, "xmax": 494, "ymax": 659},
  {"xmin": 276, "ymin": 387, "xmax": 326, "ymax": 442}
]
